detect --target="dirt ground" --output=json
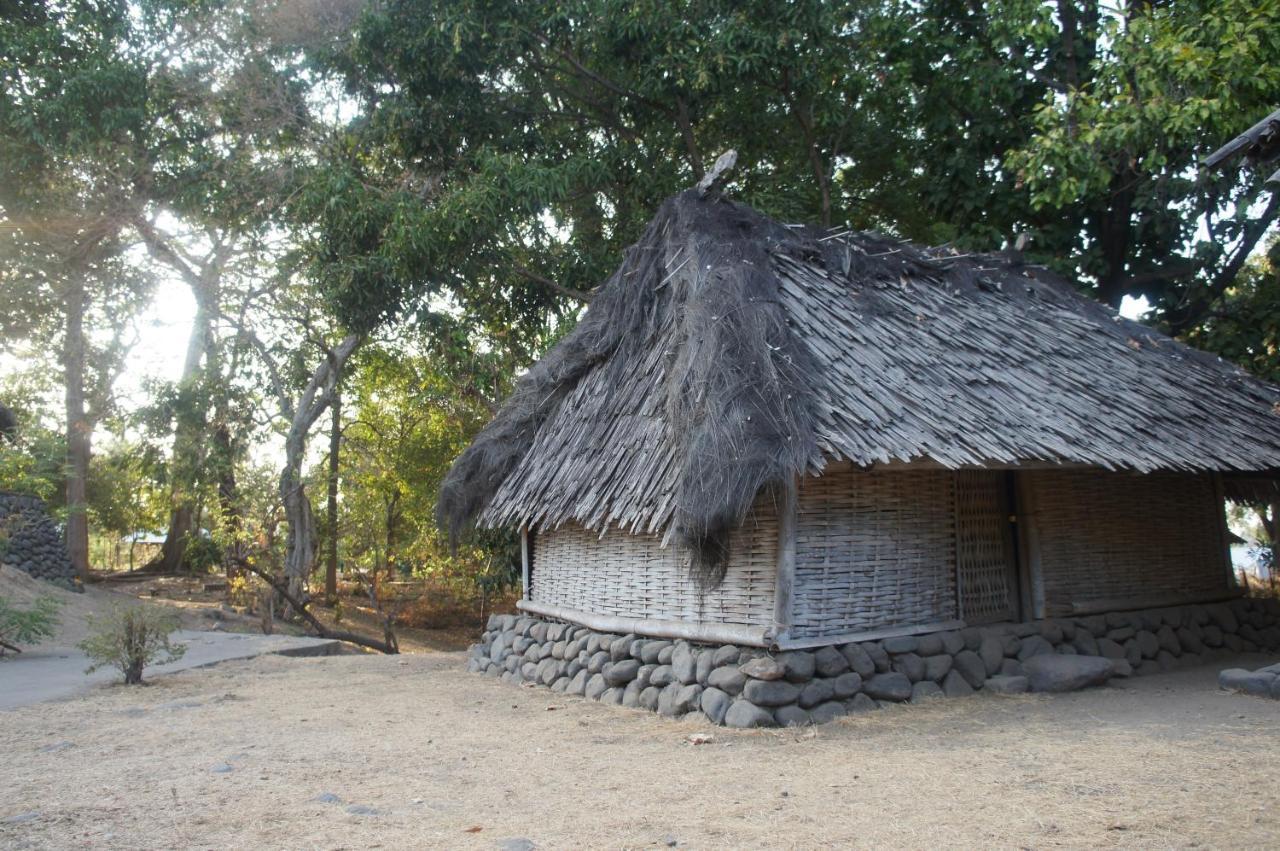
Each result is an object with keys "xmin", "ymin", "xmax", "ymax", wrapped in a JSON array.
[{"xmin": 3, "ymin": 642, "xmax": 1280, "ymax": 850}]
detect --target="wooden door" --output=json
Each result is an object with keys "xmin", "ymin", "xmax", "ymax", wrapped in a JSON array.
[{"xmin": 954, "ymin": 470, "xmax": 1020, "ymax": 624}]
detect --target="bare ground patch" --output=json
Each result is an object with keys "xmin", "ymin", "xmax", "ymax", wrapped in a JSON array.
[{"xmin": 2, "ymin": 651, "xmax": 1279, "ymax": 849}]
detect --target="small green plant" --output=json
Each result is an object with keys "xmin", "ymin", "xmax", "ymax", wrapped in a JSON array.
[
  {"xmin": 0, "ymin": 594, "xmax": 61, "ymax": 656},
  {"xmin": 78, "ymin": 607, "xmax": 187, "ymax": 684}
]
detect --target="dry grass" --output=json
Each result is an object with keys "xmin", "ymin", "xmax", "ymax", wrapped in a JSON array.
[{"xmin": 3, "ymin": 647, "xmax": 1280, "ymax": 849}]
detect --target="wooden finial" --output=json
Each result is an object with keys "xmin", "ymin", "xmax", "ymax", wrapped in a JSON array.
[{"xmin": 696, "ymin": 149, "xmax": 738, "ymax": 196}]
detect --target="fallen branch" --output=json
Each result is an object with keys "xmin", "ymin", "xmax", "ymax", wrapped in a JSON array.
[
  {"xmin": 0, "ymin": 638, "xmax": 23, "ymax": 655},
  {"xmin": 240, "ymin": 563, "xmax": 399, "ymax": 655}
]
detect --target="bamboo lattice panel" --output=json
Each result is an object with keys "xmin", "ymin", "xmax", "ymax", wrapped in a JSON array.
[
  {"xmin": 1027, "ymin": 470, "xmax": 1227, "ymax": 615},
  {"xmin": 530, "ymin": 500, "xmax": 779, "ymax": 627},
  {"xmin": 791, "ymin": 467, "xmax": 958, "ymax": 638},
  {"xmin": 955, "ymin": 471, "xmax": 1018, "ymax": 624}
]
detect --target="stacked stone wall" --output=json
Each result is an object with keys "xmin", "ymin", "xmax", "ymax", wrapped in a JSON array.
[
  {"xmin": 0, "ymin": 492, "xmax": 79, "ymax": 590},
  {"xmin": 468, "ymin": 597, "xmax": 1280, "ymax": 727}
]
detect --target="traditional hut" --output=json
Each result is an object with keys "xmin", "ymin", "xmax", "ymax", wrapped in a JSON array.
[{"xmin": 442, "ymin": 188, "xmax": 1280, "ymax": 654}]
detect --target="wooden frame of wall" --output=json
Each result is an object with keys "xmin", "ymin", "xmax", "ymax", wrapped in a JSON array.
[{"xmin": 514, "ymin": 464, "xmax": 1239, "ymax": 648}]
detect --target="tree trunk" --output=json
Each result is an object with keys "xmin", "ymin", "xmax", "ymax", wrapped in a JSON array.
[
  {"xmin": 63, "ymin": 268, "xmax": 91, "ymax": 580},
  {"xmin": 324, "ymin": 388, "xmax": 341, "ymax": 604},
  {"xmin": 384, "ymin": 490, "xmax": 400, "ymax": 582},
  {"xmin": 150, "ymin": 291, "xmax": 215, "ymax": 572}
]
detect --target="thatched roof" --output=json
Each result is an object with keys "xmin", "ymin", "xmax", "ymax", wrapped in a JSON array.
[{"xmin": 439, "ymin": 190, "xmax": 1280, "ymax": 581}]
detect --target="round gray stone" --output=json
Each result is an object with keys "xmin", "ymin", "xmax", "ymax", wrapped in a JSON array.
[
  {"xmin": 863, "ymin": 672, "xmax": 912, "ymax": 702},
  {"xmin": 1023, "ymin": 654, "xmax": 1112, "ymax": 693},
  {"xmin": 724, "ymin": 700, "xmax": 777, "ymax": 728},
  {"xmin": 700, "ymin": 686, "xmax": 732, "ymax": 724},
  {"xmin": 979, "ymin": 636, "xmax": 1004, "ymax": 675},
  {"xmin": 707, "ymin": 665, "xmax": 747, "ymax": 695},
  {"xmin": 743, "ymin": 678, "xmax": 801, "ymax": 707},
  {"xmin": 813, "ymin": 645, "xmax": 849, "ymax": 677}
]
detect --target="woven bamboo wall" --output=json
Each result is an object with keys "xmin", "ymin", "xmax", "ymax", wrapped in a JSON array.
[
  {"xmin": 530, "ymin": 500, "xmax": 779, "ymax": 627},
  {"xmin": 1027, "ymin": 470, "xmax": 1227, "ymax": 615},
  {"xmin": 790, "ymin": 466, "xmax": 959, "ymax": 639},
  {"xmin": 955, "ymin": 471, "xmax": 1018, "ymax": 624}
]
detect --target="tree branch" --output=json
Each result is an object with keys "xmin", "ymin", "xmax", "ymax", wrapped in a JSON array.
[
  {"xmin": 240, "ymin": 561, "xmax": 398, "ymax": 654},
  {"xmin": 513, "ymin": 264, "xmax": 591, "ymax": 302}
]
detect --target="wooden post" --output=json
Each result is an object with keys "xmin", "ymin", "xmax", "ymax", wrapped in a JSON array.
[
  {"xmin": 520, "ymin": 526, "xmax": 531, "ymax": 601},
  {"xmin": 772, "ymin": 475, "xmax": 799, "ymax": 643},
  {"xmin": 1211, "ymin": 472, "xmax": 1235, "ymax": 589},
  {"xmin": 1013, "ymin": 472, "xmax": 1045, "ymax": 620}
]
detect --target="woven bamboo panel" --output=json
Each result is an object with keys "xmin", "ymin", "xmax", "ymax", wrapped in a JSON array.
[
  {"xmin": 955, "ymin": 471, "xmax": 1018, "ymax": 624},
  {"xmin": 529, "ymin": 498, "xmax": 779, "ymax": 627},
  {"xmin": 1028, "ymin": 470, "xmax": 1227, "ymax": 615},
  {"xmin": 790, "ymin": 466, "xmax": 958, "ymax": 638}
]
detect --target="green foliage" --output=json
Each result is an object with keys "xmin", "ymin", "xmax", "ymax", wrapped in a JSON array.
[
  {"xmin": 1186, "ymin": 241, "xmax": 1280, "ymax": 384},
  {"xmin": 0, "ymin": 595, "xmax": 61, "ymax": 655},
  {"xmin": 79, "ymin": 606, "xmax": 186, "ymax": 684},
  {"xmin": 180, "ymin": 534, "xmax": 222, "ymax": 574}
]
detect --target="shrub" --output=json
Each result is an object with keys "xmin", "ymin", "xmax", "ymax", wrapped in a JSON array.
[
  {"xmin": 78, "ymin": 606, "xmax": 187, "ymax": 684},
  {"xmin": 0, "ymin": 594, "xmax": 60, "ymax": 656}
]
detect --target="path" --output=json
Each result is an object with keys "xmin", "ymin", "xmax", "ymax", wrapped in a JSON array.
[{"xmin": 0, "ymin": 630, "xmax": 342, "ymax": 710}]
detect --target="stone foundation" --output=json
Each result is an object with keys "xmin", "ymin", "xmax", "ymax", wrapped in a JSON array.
[
  {"xmin": 468, "ymin": 597, "xmax": 1280, "ymax": 727},
  {"xmin": 0, "ymin": 492, "xmax": 79, "ymax": 590}
]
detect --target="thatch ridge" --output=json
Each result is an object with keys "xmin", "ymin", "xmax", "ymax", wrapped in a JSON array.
[{"xmin": 439, "ymin": 190, "xmax": 1280, "ymax": 581}]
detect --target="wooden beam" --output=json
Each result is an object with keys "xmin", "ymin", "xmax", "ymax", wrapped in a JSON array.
[
  {"xmin": 520, "ymin": 526, "xmax": 531, "ymax": 601},
  {"xmin": 1068, "ymin": 589, "xmax": 1244, "ymax": 616},
  {"xmin": 772, "ymin": 475, "xmax": 798, "ymax": 643},
  {"xmin": 1013, "ymin": 472, "xmax": 1045, "ymax": 620},
  {"xmin": 1211, "ymin": 472, "xmax": 1237, "ymax": 590},
  {"xmin": 773, "ymin": 619, "xmax": 967, "ymax": 651},
  {"xmin": 517, "ymin": 599, "xmax": 773, "ymax": 647}
]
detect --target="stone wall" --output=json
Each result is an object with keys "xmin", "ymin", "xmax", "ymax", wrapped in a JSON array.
[
  {"xmin": 0, "ymin": 492, "xmax": 79, "ymax": 590},
  {"xmin": 468, "ymin": 597, "xmax": 1280, "ymax": 727}
]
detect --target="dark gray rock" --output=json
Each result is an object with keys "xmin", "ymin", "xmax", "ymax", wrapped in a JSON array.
[
  {"xmin": 814, "ymin": 645, "xmax": 849, "ymax": 677},
  {"xmin": 979, "ymin": 636, "xmax": 1004, "ymax": 675},
  {"xmin": 584, "ymin": 673, "xmax": 609, "ymax": 700},
  {"xmin": 1106, "ymin": 626, "xmax": 1136, "ymax": 643},
  {"xmin": 1040, "ymin": 621, "xmax": 1065, "ymax": 644},
  {"xmin": 881, "ymin": 635, "xmax": 918, "ymax": 655},
  {"xmin": 603, "ymin": 659, "xmax": 640, "ymax": 686},
  {"xmin": 1218, "ymin": 668, "xmax": 1276, "ymax": 697},
  {"xmin": 311, "ymin": 793, "xmax": 341, "ymax": 804},
  {"xmin": 1001, "ymin": 635, "xmax": 1022, "ymax": 657},
  {"xmin": 639, "ymin": 686, "xmax": 661, "ymax": 711},
  {"xmin": 711, "ymin": 644, "xmax": 740, "ymax": 668},
  {"xmin": 499, "ymin": 839, "xmax": 537, "ymax": 851},
  {"xmin": 775, "ymin": 705, "xmax": 812, "ymax": 727},
  {"xmin": 779, "ymin": 651, "xmax": 816, "ymax": 682},
  {"xmin": 1072, "ymin": 632, "xmax": 1100, "ymax": 656},
  {"xmin": 924, "ymin": 654, "xmax": 953, "ymax": 682},
  {"xmin": 600, "ymin": 687, "xmax": 623, "ymax": 705},
  {"xmin": 671, "ymin": 643, "xmax": 697, "ymax": 685},
  {"xmin": 1109, "ymin": 659, "xmax": 1133, "ymax": 678},
  {"xmin": 840, "ymin": 643, "xmax": 876, "ymax": 678},
  {"xmin": 724, "ymin": 700, "xmax": 777, "ymax": 728},
  {"xmin": 1135, "ymin": 630, "xmax": 1159, "ymax": 659},
  {"xmin": 622, "ymin": 680, "xmax": 643, "ymax": 708},
  {"xmin": 984, "ymin": 675, "xmax": 1029, "ymax": 695},
  {"xmin": 809, "ymin": 701, "xmax": 848, "ymax": 724},
  {"xmin": 1096, "ymin": 638, "xmax": 1125, "ymax": 659},
  {"xmin": 658, "ymin": 645, "xmax": 675, "ymax": 665},
  {"xmin": 1023, "ymin": 654, "xmax": 1112, "ymax": 693},
  {"xmin": 910, "ymin": 681, "xmax": 945, "ymax": 703},
  {"xmin": 650, "ymin": 665, "xmax": 677, "ymax": 687},
  {"xmin": 891, "ymin": 652, "xmax": 926, "ymax": 683},
  {"xmin": 740, "ymin": 656, "xmax": 786, "ymax": 681},
  {"xmin": 550, "ymin": 676, "xmax": 570, "ymax": 693},
  {"xmin": 1157, "ymin": 625, "xmax": 1181, "ymax": 655},
  {"xmin": 635, "ymin": 663, "xmax": 656, "ymax": 690},
  {"xmin": 939, "ymin": 631, "xmax": 965, "ymax": 656},
  {"xmin": 832, "ymin": 671, "xmax": 863, "ymax": 699},
  {"xmin": 567, "ymin": 669, "xmax": 589, "ymax": 696},
  {"xmin": 1156, "ymin": 650, "xmax": 1177, "ymax": 672},
  {"xmin": 1017, "ymin": 635, "xmax": 1054, "ymax": 661},
  {"xmin": 1177, "ymin": 626, "xmax": 1204, "ymax": 655},
  {"xmin": 658, "ymin": 683, "xmax": 702, "ymax": 717},
  {"xmin": 863, "ymin": 672, "xmax": 912, "ymax": 702},
  {"xmin": 640, "ymin": 640, "xmax": 669, "ymax": 665},
  {"xmin": 700, "ymin": 687, "xmax": 732, "ymax": 725},
  {"xmin": 587, "ymin": 650, "xmax": 609, "ymax": 674},
  {"xmin": 799, "ymin": 678, "xmax": 836, "ymax": 708},
  {"xmin": 1011, "ymin": 622, "xmax": 1039, "ymax": 638},
  {"xmin": 609, "ymin": 634, "xmax": 634, "ymax": 662},
  {"xmin": 847, "ymin": 693, "xmax": 879, "ymax": 713},
  {"xmin": 1123, "ymin": 641, "xmax": 1142, "ymax": 667},
  {"xmin": 942, "ymin": 669, "xmax": 974, "ymax": 697},
  {"xmin": 743, "ymin": 678, "xmax": 801, "ymax": 707},
  {"xmin": 864, "ymin": 642, "xmax": 891, "ymax": 672},
  {"xmin": 346, "ymin": 805, "xmax": 379, "ymax": 816},
  {"xmin": 707, "ymin": 665, "xmax": 746, "ymax": 695},
  {"xmin": 695, "ymin": 648, "xmax": 714, "ymax": 684},
  {"xmin": 916, "ymin": 633, "xmax": 945, "ymax": 657},
  {"xmin": 953, "ymin": 650, "xmax": 987, "ymax": 688}
]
